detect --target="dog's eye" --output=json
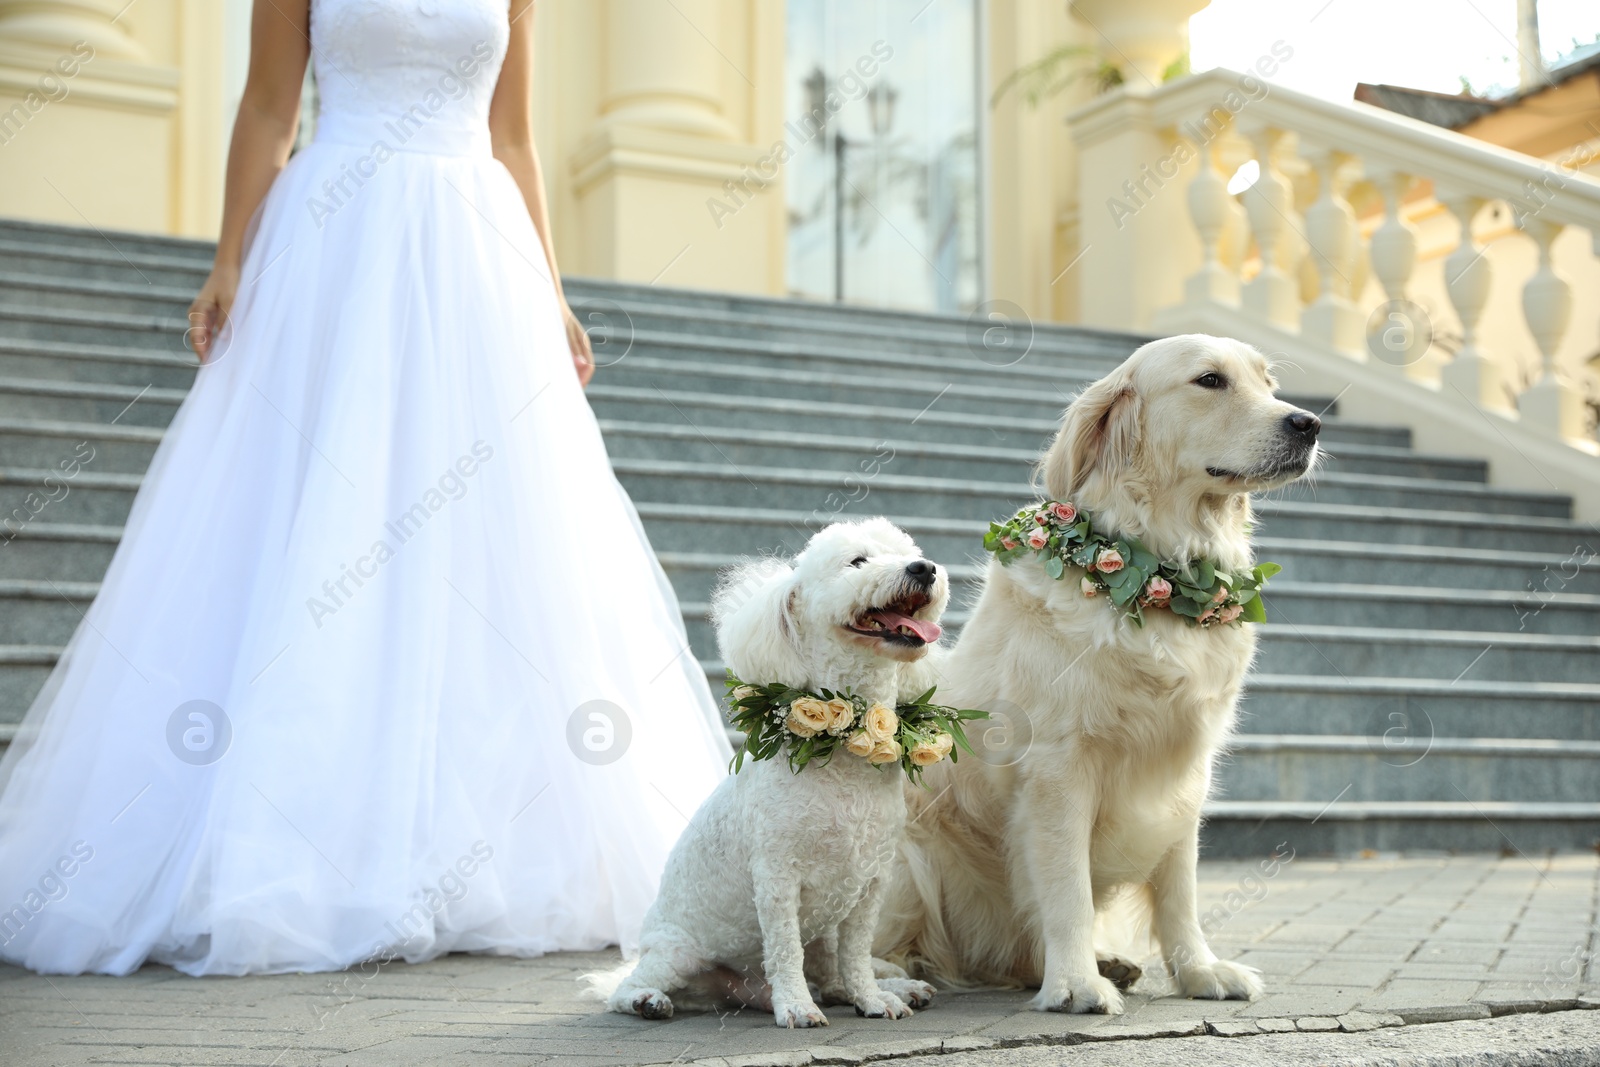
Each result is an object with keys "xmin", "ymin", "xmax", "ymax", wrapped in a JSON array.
[
  {"xmin": 849, "ymin": 556, "xmax": 867, "ymax": 568},
  {"xmin": 1193, "ymin": 372, "xmax": 1226, "ymax": 390}
]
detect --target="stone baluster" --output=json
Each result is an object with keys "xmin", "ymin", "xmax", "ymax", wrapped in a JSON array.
[
  {"xmin": 1437, "ymin": 193, "xmax": 1508, "ymax": 412},
  {"xmin": 1182, "ymin": 140, "xmax": 1239, "ymax": 306},
  {"xmin": 1300, "ymin": 148, "xmax": 1360, "ymax": 356},
  {"xmin": 1516, "ymin": 219, "xmax": 1585, "ymax": 439},
  {"xmin": 1364, "ymin": 169, "xmax": 1431, "ymax": 376},
  {"xmin": 1367, "ymin": 170, "xmax": 1416, "ymax": 302},
  {"xmin": 1239, "ymin": 126, "xmax": 1299, "ymax": 330}
]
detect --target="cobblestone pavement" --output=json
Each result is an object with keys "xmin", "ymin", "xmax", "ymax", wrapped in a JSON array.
[{"xmin": 3, "ymin": 855, "xmax": 1597, "ymax": 1066}]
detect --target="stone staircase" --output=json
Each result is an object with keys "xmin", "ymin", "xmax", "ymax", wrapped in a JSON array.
[{"xmin": 1, "ymin": 216, "xmax": 1598, "ymax": 857}]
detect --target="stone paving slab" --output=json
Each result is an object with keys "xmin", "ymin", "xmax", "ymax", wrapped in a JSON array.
[{"xmin": 1, "ymin": 855, "xmax": 1596, "ymax": 1066}]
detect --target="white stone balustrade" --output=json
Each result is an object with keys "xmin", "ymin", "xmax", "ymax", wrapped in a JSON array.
[{"xmin": 1068, "ymin": 67, "xmax": 1600, "ymax": 450}]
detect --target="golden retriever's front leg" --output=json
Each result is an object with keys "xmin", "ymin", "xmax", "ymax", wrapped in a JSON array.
[
  {"xmin": 1150, "ymin": 824, "xmax": 1263, "ymax": 1001},
  {"xmin": 1022, "ymin": 774, "xmax": 1124, "ymax": 1015}
]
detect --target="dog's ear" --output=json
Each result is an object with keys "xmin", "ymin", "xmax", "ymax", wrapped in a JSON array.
[
  {"xmin": 712, "ymin": 560, "xmax": 806, "ymax": 682},
  {"xmin": 1039, "ymin": 367, "xmax": 1141, "ymax": 500}
]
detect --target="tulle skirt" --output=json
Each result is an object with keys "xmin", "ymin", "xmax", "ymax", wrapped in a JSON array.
[{"xmin": 0, "ymin": 134, "xmax": 732, "ymax": 975}]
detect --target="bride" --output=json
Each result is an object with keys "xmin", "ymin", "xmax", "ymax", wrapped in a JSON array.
[{"xmin": 0, "ymin": 0, "xmax": 732, "ymax": 976}]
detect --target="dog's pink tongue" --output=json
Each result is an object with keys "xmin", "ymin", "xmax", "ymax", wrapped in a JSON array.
[{"xmin": 872, "ymin": 610, "xmax": 942, "ymax": 643}]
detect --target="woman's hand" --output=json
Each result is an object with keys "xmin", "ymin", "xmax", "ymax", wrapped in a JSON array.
[
  {"xmin": 187, "ymin": 264, "xmax": 239, "ymax": 364},
  {"xmin": 562, "ymin": 301, "xmax": 595, "ymax": 387}
]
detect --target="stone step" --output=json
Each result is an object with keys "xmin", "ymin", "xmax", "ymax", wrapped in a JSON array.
[
  {"xmin": 1200, "ymin": 800, "xmax": 1600, "ymax": 856},
  {"xmin": 1264, "ymin": 582, "xmax": 1600, "ymax": 636},
  {"xmin": 0, "ymin": 271, "xmax": 196, "ymax": 319},
  {"xmin": 0, "ymin": 375, "xmax": 188, "ymax": 429},
  {"xmin": 0, "ymin": 580, "xmax": 93, "ymax": 644},
  {"xmin": 0, "ymin": 456, "xmax": 1567, "ymax": 535},
  {"xmin": 0, "ymin": 645, "xmax": 54, "ymax": 722},
  {"xmin": 677, "ymin": 604, "xmax": 1596, "ymax": 685},
  {"xmin": 0, "ymin": 468, "xmax": 143, "ymax": 526},
  {"xmin": 566, "ymin": 289, "xmax": 1152, "ymax": 367},
  {"xmin": 595, "ymin": 356, "xmax": 1124, "ymax": 420},
  {"xmin": 0, "ymin": 302, "xmax": 182, "ymax": 352},
  {"xmin": 597, "ymin": 420, "xmax": 1484, "ymax": 486},
  {"xmin": 0, "ymin": 217, "xmax": 215, "ymax": 261},
  {"xmin": 5, "ymin": 216, "xmax": 1598, "ymax": 853},
  {"xmin": 1254, "ymin": 537, "xmax": 1600, "ymax": 598},
  {"xmin": 0, "ymin": 234, "xmax": 1141, "ymax": 358},
  {"xmin": 658, "ymin": 551, "xmax": 1597, "ymax": 636},
  {"xmin": 5, "ymin": 536, "xmax": 1587, "ymax": 654},
  {"xmin": 1217, "ymin": 734, "xmax": 1600, "ymax": 804},
  {"xmin": 0, "ymin": 342, "xmax": 1335, "ymax": 434},
  {"xmin": 1249, "ymin": 500, "xmax": 1590, "ymax": 554},
  {"xmin": 660, "ymin": 541, "xmax": 1600, "ymax": 605},
  {"xmin": 633, "ymin": 501, "xmax": 1598, "ymax": 565},
  {"xmin": 0, "ymin": 239, "xmax": 211, "ymax": 289},
  {"xmin": 700, "ymin": 666, "xmax": 1600, "ymax": 752},
  {"xmin": 1242, "ymin": 624, "xmax": 1600, "ymax": 685},
  {"xmin": 7, "ymin": 641, "xmax": 1592, "ymax": 746},
  {"xmin": 610, "ymin": 459, "xmax": 1567, "ymax": 522},
  {"xmin": 0, "ymin": 356, "xmax": 1409, "ymax": 456},
  {"xmin": 0, "ymin": 337, "xmax": 199, "ymax": 390},
  {"xmin": 0, "ymin": 269, "xmax": 1134, "ymax": 376},
  {"xmin": 586, "ymin": 383, "xmax": 1413, "ymax": 451},
  {"xmin": 0, "ymin": 523, "xmax": 121, "ymax": 583},
  {"xmin": 566, "ymin": 277, "xmax": 1142, "ymax": 346},
  {"xmin": 615, "ymin": 333, "xmax": 1126, "ymax": 394},
  {"xmin": 1239, "ymin": 674, "xmax": 1600, "ymax": 740},
  {"xmin": 0, "ymin": 418, "xmax": 164, "ymax": 473}
]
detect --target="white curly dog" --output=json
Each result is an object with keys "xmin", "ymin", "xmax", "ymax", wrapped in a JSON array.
[
  {"xmin": 879, "ymin": 335, "xmax": 1320, "ymax": 1014},
  {"xmin": 603, "ymin": 518, "xmax": 949, "ymax": 1027}
]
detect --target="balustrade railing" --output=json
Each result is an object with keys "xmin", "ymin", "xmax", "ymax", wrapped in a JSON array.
[{"xmin": 1125, "ymin": 70, "xmax": 1600, "ymax": 445}]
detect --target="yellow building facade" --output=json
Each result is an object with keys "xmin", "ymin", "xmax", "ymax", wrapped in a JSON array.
[{"xmin": 0, "ymin": 0, "xmax": 1115, "ymax": 328}]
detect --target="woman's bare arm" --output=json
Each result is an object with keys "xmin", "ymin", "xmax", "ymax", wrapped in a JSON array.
[
  {"xmin": 489, "ymin": 0, "xmax": 595, "ymax": 385},
  {"xmin": 188, "ymin": 0, "xmax": 310, "ymax": 362}
]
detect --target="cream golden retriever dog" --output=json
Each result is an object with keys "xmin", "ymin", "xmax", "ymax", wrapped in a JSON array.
[{"xmin": 877, "ymin": 334, "xmax": 1320, "ymax": 1014}]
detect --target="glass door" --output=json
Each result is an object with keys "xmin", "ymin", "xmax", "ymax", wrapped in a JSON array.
[{"xmin": 785, "ymin": 0, "xmax": 984, "ymax": 313}]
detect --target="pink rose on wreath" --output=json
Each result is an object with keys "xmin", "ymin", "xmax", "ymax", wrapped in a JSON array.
[
  {"xmin": 1000, "ymin": 536, "xmax": 1020, "ymax": 550},
  {"xmin": 1026, "ymin": 526, "xmax": 1050, "ymax": 550},
  {"xmin": 1050, "ymin": 501, "xmax": 1077, "ymax": 524},
  {"xmin": 1095, "ymin": 547, "xmax": 1124, "ymax": 573},
  {"xmin": 1033, "ymin": 510, "xmax": 1051, "ymax": 526},
  {"xmin": 1080, "ymin": 576, "xmax": 1098, "ymax": 597},
  {"xmin": 1142, "ymin": 575, "xmax": 1173, "ymax": 606},
  {"xmin": 1198, "ymin": 606, "xmax": 1217, "ymax": 624},
  {"xmin": 1212, "ymin": 587, "xmax": 1229, "ymax": 604},
  {"xmin": 1218, "ymin": 603, "xmax": 1243, "ymax": 625}
]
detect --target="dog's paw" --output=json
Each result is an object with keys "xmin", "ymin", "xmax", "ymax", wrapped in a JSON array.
[
  {"xmin": 628, "ymin": 989, "xmax": 674, "ymax": 1020},
  {"xmin": 1097, "ymin": 954, "xmax": 1143, "ymax": 992},
  {"xmin": 1032, "ymin": 973, "xmax": 1125, "ymax": 1015},
  {"xmin": 1174, "ymin": 958, "xmax": 1263, "ymax": 1001},
  {"xmin": 877, "ymin": 977, "xmax": 936, "ymax": 1009},
  {"xmin": 773, "ymin": 999, "xmax": 829, "ymax": 1028},
  {"xmin": 854, "ymin": 990, "xmax": 913, "ymax": 1020}
]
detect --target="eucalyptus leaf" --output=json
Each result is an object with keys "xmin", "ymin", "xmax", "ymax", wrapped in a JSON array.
[{"xmin": 1240, "ymin": 595, "xmax": 1267, "ymax": 623}]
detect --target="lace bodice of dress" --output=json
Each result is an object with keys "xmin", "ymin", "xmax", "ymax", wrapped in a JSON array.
[{"xmin": 309, "ymin": 0, "xmax": 509, "ymax": 156}]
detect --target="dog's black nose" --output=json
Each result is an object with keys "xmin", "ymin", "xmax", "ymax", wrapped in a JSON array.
[
  {"xmin": 906, "ymin": 560, "xmax": 936, "ymax": 583},
  {"xmin": 1284, "ymin": 410, "xmax": 1321, "ymax": 439}
]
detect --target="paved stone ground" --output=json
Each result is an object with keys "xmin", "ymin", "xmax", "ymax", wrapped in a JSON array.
[{"xmin": 3, "ymin": 855, "xmax": 1598, "ymax": 1067}]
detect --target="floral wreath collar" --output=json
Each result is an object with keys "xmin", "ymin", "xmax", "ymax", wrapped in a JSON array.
[
  {"xmin": 725, "ymin": 675, "xmax": 988, "ymax": 785},
  {"xmin": 982, "ymin": 500, "xmax": 1280, "ymax": 628}
]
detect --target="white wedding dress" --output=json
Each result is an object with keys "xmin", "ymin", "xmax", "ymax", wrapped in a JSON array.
[{"xmin": 0, "ymin": 0, "xmax": 731, "ymax": 976}]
